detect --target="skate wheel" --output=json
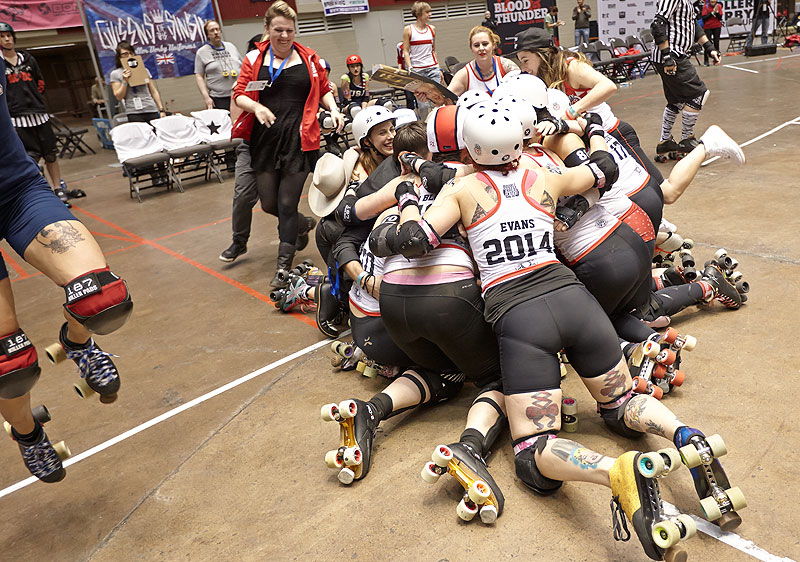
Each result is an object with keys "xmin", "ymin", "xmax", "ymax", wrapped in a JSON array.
[
  {"xmin": 675, "ymin": 513, "xmax": 696, "ymax": 539},
  {"xmin": 479, "ymin": 503, "xmax": 498, "ymax": 524},
  {"xmin": 642, "ymin": 341, "xmax": 660, "ymax": 358},
  {"xmin": 682, "ymin": 335, "xmax": 697, "ymax": 352},
  {"xmin": 355, "ymin": 362, "xmax": 366, "ymax": 373},
  {"xmin": 334, "ymin": 342, "xmax": 354, "ymax": 358},
  {"xmin": 728, "ymin": 258, "xmax": 739, "ymax": 272},
  {"xmin": 53, "ymin": 440, "xmax": 71, "ymax": 460},
  {"xmin": 736, "ymin": 280, "xmax": 750, "ymax": 294},
  {"xmin": 73, "ymin": 378, "xmax": 96, "ymax": 399},
  {"xmin": 303, "ymin": 258, "xmax": 314, "ymax": 267},
  {"xmin": 325, "ymin": 449, "xmax": 344, "ymax": 468},
  {"xmin": 638, "ymin": 451, "xmax": 666, "ymax": 478},
  {"xmin": 331, "ymin": 356, "xmax": 343, "ymax": 368},
  {"xmin": 652, "ymin": 363, "xmax": 667, "ymax": 379},
  {"xmin": 562, "ymin": 414, "xmax": 578, "ymax": 433},
  {"xmin": 330, "ymin": 341, "xmax": 341, "ymax": 354},
  {"xmin": 3, "ymin": 421, "xmax": 11, "ymax": 437},
  {"xmin": 726, "ymin": 486, "xmax": 747, "ymax": 511},
  {"xmin": 663, "ymin": 328, "xmax": 679, "ymax": 344},
  {"xmin": 658, "ymin": 448, "xmax": 683, "ymax": 473},
  {"xmin": 467, "ymin": 480, "xmax": 491, "ymax": 504},
  {"xmin": 269, "ymin": 290, "xmax": 283, "ymax": 302},
  {"xmin": 338, "ymin": 467, "xmax": 355, "ymax": 485},
  {"xmin": 651, "ymin": 385, "xmax": 664, "ymax": 400},
  {"xmin": 45, "ymin": 343, "xmax": 67, "ymax": 364},
  {"xmin": 338, "ymin": 399, "xmax": 357, "ymax": 419},
  {"xmin": 561, "ymin": 397, "xmax": 577, "ymax": 415},
  {"xmin": 700, "ymin": 496, "xmax": 722, "ymax": 521},
  {"xmin": 432, "ymin": 444, "xmax": 453, "ymax": 467},
  {"xmin": 320, "ymin": 403, "xmax": 338, "ymax": 422},
  {"xmin": 362, "ymin": 366, "xmax": 377, "ymax": 379},
  {"xmin": 713, "ymin": 248, "xmax": 727, "ymax": 262},
  {"xmin": 729, "ymin": 271, "xmax": 743, "ymax": 283},
  {"xmin": 99, "ymin": 393, "xmax": 118, "ymax": 404},
  {"xmin": 31, "ymin": 404, "xmax": 51, "ymax": 425},
  {"xmin": 670, "ymin": 370, "xmax": 685, "ymax": 387},
  {"xmin": 717, "ymin": 511, "xmax": 742, "ymax": 532},
  {"xmin": 632, "ymin": 377, "xmax": 648, "ymax": 393},
  {"xmin": 679, "ymin": 443, "xmax": 702, "ymax": 469},
  {"xmin": 276, "ymin": 269, "xmax": 290, "ymax": 283},
  {"xmin": 740, "ymin": 294, "xmax": 748, "ymax": 303},
  {"xmin": 657, "ymin": 349, "xmax": 677, "ymax": 365},
  {"xmin": 342, "ymin": 446, "xmax": 362, "ymax": 466},
  {"xmin": 421, "ymin": 461, "xmax": 441, "ymax": 483},
  {"xmin": 456, "ymin": 498, "xmax": 478, "ymax": 521},
  {"xmin": 652, "ymin": 519, "xmax": 681, "ymax": 549},
  {"xmin": 683, "ymin": 267, "xmax": 698, "ymax": 281},
  {"xmin": 705, "ymin": 434, "xmax": 728, "ymax": 458}
]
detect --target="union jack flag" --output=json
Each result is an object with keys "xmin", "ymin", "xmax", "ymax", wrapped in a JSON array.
[{"xmin": 155, "ymin": 53, "xmax": 175, "ymax": 65}]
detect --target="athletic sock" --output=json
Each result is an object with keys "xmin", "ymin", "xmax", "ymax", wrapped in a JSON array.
[
  {"xmin": 660, "ymin": 106, "xmax": 679, "ymax": 142},
  {"xmin": 681, "ymin": 110, "xmax": 699, "ymax": 140},
  {"xmin": 694, "ymin": 280, "xmax": 714, "ymax": 301},
  {"xmin": 11, "ymin": 420, "xmax": 44, "ymax": 446},
  {"xmin": 367, "ymin": 392, "xmax": 393, "ymax": 424}
]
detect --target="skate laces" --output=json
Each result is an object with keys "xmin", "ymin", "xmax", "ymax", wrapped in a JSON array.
[
  {"xmin": 67, "ymin": 345, "xmax": 119, "ymax": 387},
  {"xmin": 280, "ymin": 278, "xmax": 316, "ymax": 313},
  {"xmin": 610, "ymin": 497, "xmax": 631, "ymax": 542},
  {"xmin": 21, "ymin": 438, "xmax": 62, "ymax": 478}
]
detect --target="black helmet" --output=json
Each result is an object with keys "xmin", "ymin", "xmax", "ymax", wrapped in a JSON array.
[{"xmin": 0, "ymin": 22, "xmax": 15, "ymax": 38}]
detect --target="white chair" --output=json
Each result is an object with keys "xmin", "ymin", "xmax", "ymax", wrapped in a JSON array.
[
  {"xmin": 191, "ymin": 109, "xmax": 241, "ymax": 173},
  {"xmin": 109, "ymin": 122, "xmax": 174, "ymax": 202},
  {"xmin": 151, "ymin": 114, "xmax": 220, "ymax": 189}
]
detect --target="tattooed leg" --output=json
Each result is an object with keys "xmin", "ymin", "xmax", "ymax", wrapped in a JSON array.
[
  {"xmin": 506, "ymin": 389, "xmax": 562, "ymax": 441},
  {"xmin": 622, "ymin": 394, "xmax": 684, "ymax": 439},
  {"xmin": 582, "ymin": 356, "xmax": 633, "ymax": 403},
  {"xmin": 536, "ymin": 438, "xmax": 615, "ymax": 487}
]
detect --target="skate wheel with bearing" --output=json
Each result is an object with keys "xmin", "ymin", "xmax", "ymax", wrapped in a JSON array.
[
  {"xmin": 728, "ymin": 258, "xmax": 739, "ymax": 272},
  {"xmin": 53, "ymin": 440, "xmax": 71, "ymax": 460},
  {"xmin": 657, "ymin": 349, "xmax": 677, "ymax": 365},
  {"xmin": 675, "ymin": 513, "xmax": 696, "ymax": 539},
  {"xmin": 682, "ymin": 239, "xmax": 694, "ymax": 249},
  {"xmin": 421, "ymin": 461, "xmax": 441, "ymax": 483},
  {"xmin": 659, "ymin": 448, "xmax": 683, "ymax": 473},
  {"xmin": 700, "ymin": 496, "xmax": 722, "ymax": 521},
  {"xmin": 342, "ymin": 446, "xmax": 362, "ymax": 466},
  {"xmin": 663, "ymin": 327, "xmax": 679, "ymax": 344},
  {"xmin": 726, "ymin": 486, "xmax": 747, "ymax": 511},
  {"xmin": 31, "ymin": 404, "xmax": 51, "ymax": 424},
  {"xmin": 678, "ymin": 443, "xmax": 702, "ymax": 468},
  {"xmin": 331, "ymin": 356, "xmax": 343, "ymax": 368},
  {"xmin": 705, "ymin": 434, "xmax": 728, "ymax": 458},
  {"xmin": 650, "ymin": 385, "xmax": 664, "ymax": 400},
  {"xmin": 638, "ymin": 451, "xmax": 667, "ymax": 478},
  {"xmin": 681, "ymin": 335, "xmax": 697, "ymax": 352},
  {"xmin": 338, "ymin": 467, "xmax": 355, "ymax": 485},
  {"xmin": 480, "ymin": 503, "xmax": 498, "ymax": 524},
  {"xmin": 561, "ymin": 414, "xmax": 578, "ymax": 433},
  {"xmin": 320, "ymin": 403, "xmax": 338, "ymax": 422},
  {"xmin": 73, "ymin": 378, "xmax": 96, "ymax": 399},
  {"xmin": 652, "ymin": 363, "xmax": 667, "ymax": 379},
  {"xmin": 467, "ymin": 480, "xmax": 491, "ymax": 504},
  {"xmin": 561, "ymin": 397, "xmax": 577, "ymax": 415},
  {"xmin": 45, "ymin": 343, "xmax": 67, "ymax": 364},
  {"xmin": 632, "ymin": 377, "xmax": 648, "ymax": 394},
  {"xmin": 325, "ymin": 449, "xmax": 344, "ymax": 468},
  {"xmin": 652, "ymin": 519, "xmax": 681, "ymax": 549},
  {"xmin": 456, "ymin": 498, "xmax": 478, "ymax": 521},
  {"xmin": 432, "ymin": 444, "xmax": 453, "ymax": 467},
  {"xmin": 736, "ymin": 280, "xmax": 750, "ymax": 294},
  {"xmin": 729, "ymin": 270, "xmax": 743, "ymax": 283},
  {"xmin": 670, "ymin": 370, "xmax": 685, "ymax": 387},
  {"xmin": 338, "ymin": 399, "xmax": 357, "ymax": 419},
  {"xmin": 642, "ymin": 341, "xmax": 660, "ymax": 358}
]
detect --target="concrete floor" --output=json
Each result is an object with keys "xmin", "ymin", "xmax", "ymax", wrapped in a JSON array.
[{"xmin": 1, "ymin": 50, "xmax": 799, "ymax": 562}]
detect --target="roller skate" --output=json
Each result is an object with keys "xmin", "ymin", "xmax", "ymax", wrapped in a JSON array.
[
  {"xmin": 700, "ymin": 259, "xmax": 742, "ymax": 310},
  {"xmin": 654, "ymin": 227, "xmax": 694, "ymax": 267},
  {"xmin": 421, "ymin": 442, "xmax": 505, "ymax": 524},
  {"xmin": 676, "ymin": 137, "xmax": 699, "ymax": 160},
  {"xmin": 673, "ymin": 427, "xmax": 746, "ymax": 531},
  {"xmin": 60, "ymin": 179, "xmax": 86, "ymax": 199},
  {"xmin": 561, "ymin": 396, "xmax": 578, "ymax": 432},
  {"xmin": 627, "ymin": 328, "xmax": 696, "ymax": 398},
  {"xmin": 710, "ymin": 249, "xmax": 749, "ymax": 303},
  {"xmin": 356, "ymin": 356, "xmax": 401, "ymax": 379},
  {"xmin": 270, "ymin": 274, "xmax": 316, "ymax": 313},
  {"xmin": 330, "ymin": 339, "xmax": 363, "ymax": 371},
  {"xmin": 53, "ymin": 185, "xmax": 72, "ymax": 208},
  {"xmin": 8, "ymin": 414, "xmax": 70, "ymax": 483},
  {"xmin": 699, "ymin": 125, "xmax": 745, "ymax": 164},
  {"xmin": 315, "ymin": 280, "xmax": 348, "ymax": 339},
  {"xmin": 609, "ymin": 450, "xmax": 696, "ymax": 561},
  {"xmin": 320, "ymin": 399, "xmax": 378, "ymax": 484},
  {"xmin": 655, "ymin": 138, "xmax": 679, "ymax": 163},
  {"xmin": 45, "ymin": 323, "xmax": 120, "ymax": 403}
]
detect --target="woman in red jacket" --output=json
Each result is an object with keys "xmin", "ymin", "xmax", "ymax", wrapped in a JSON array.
[
  {"xmin": 233, "ymin": 1, "xmax": 344, "ymax": 288},
  {"xmin": 702, "ymin": 0, "xmax": 724, "ymax": 66}
]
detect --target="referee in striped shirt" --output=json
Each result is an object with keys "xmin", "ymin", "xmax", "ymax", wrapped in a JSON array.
[{"xmin": 650, "ymin": 0, "xmax": 720, "ymax": 156}]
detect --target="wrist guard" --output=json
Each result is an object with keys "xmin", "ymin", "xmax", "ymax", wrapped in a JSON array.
[
  {"xmin": 661, "ymin": 48, "xmax": 676, "ymax": 67},
  {"xmin": 399, "ymin": 152, "xmax": 424, "ymax": 172},
  {"xmin": 555, "ymin": 195, "xmax": 590, "ymax": 229},
  {"xmin": 702, "ymin": 42, "xmax": 715, "ymax": 55},
  {"xmin": 395, "ymin": 180, "xmax": 419, "ymax": 211},
  {"xmin": 583, "ymin": 112, "xmax": 605, "ymax": 138}
]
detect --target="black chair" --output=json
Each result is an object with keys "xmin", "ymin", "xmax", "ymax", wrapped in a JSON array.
[
  {"xmin": 593, "ymin": 41, "xmax": 625, "ymax": 80},
  {"xmin": 452, "ymin": 61, "xmax": 468, "ymax": 74},
  {"xmin": 639, "ymin": 28, "xmax": 656, "ymax": 52},
  {"xmin": 725, "ymin": 16, "xmax": 749, "ymax": 52},
  {"xmin": 610, "ymin": 37, "xmax": 648, "ymax": 78},
  {"xmin": 626, "ymin": 35, "xmax": 653, "ymax": 76},
  {"xmin": 444, "ymin": 56, "xmax": 460, "ymax": 73},
  {"xmin": 580, "ymin": 41, "xmax": 601, "ymax": 64},
  {"xmin": 49, "ymin": 115, "xmax": 96, "ymax": 159}
]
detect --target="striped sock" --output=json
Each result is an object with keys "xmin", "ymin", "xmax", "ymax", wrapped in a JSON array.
[
  {"xmin": 660, "ymin": 106, "xmax": 679, "ymax": 142},
  {"xmin": 681, "ymin": 110, "xmax": 699, "ymax": 140}
]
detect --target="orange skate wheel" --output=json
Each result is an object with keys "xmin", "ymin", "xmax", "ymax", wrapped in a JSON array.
[
  {"xmin": 663, "ymin": 327, "xmax": 679, "ymax": 344},
  {"xmin": 652, "ymin": 363, "xmax": 667, "ymax": 379},
  {"xmin": 651, "ymin": 385, "xmax": 664, "ymax": 400},
  {"xmin": 657, "ymin": 349, "xmax": 677, "ymax": 365},
  {"xmin": 670, "ymin": 370, "xmax": 685, "ymax": 386},
  {"xmin": 632, "ymin": 377, "xmax": 648, "ymax": 393}
]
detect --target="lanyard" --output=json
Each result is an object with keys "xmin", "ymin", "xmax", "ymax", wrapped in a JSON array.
[
  {"xmin": 474, "ymin": 56, "xmax": 498, "ymax": 94},
  {"xmin": 268, "ymin": 45, "xmax": 293, "ymax": 84}
]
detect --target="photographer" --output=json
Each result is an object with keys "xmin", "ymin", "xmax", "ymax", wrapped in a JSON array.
[{"xmin": 110, "ymin": 41, "xmax": 166, "ymax": 123}]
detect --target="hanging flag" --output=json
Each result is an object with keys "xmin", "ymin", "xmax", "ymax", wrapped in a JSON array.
[{"xmin": 155, "ymin": 53, "xmax": 176, "ymax": 65}]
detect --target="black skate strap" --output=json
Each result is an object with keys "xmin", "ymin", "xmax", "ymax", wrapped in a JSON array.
[
  {"xmin": 610, "ymin": 497, "xmax": 631, "ymax": 542},
  {"xmin": 64, "ymin": 271, "xmax": 119, "ymax": 304}
]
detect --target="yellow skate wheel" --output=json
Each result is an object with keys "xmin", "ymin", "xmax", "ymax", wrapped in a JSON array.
[
  {"xmin": 431, "ymin": 444, "xmax": 453, "ymax": 467},
  {"xmin": 638, "ymin": 451, "xmax": 666, "ymax": 478},
  {"xmin": 420, "ymin": 461, "xmax": 441, "ymax": 484},
  {"xmin": 705, "ymin": 434, "xmax": 728, "ymax": 458},
  {"xmin": 73, "ymin": 378, "xmax": 96, "ymax": 399},
  {"xmin": 675, "ymin": 514, "xmax": 697, "ymax": 539},
  {"xmin": 362, "ymin": 365, "xmax": 377, "ymax": 379},
  {"xmin": 679, "ymin": 443, "xmax": 702, "ymax": 469},
  {"xmin": 561, "ymin": 397, "xmax": 578, "ymax": 415},
  {"xmin": 325, "ymin": 449, "xmax": 344, "ymax": 468},
  {"xmin": 681, "ymin": 335, "xmax": 697, "ymax": 352},
  {"xmin": 338, "ymin": 399, "xmax": 357, "ymax": 419},
  {"xmin": 479, "ymin": 504, "xmax": 498, "ymax": 524},
  {"xmin": 330, "ymin": 341, "xmax": 341, "ymax": 354},
  {"xmin": 652, "ymin": 519, "xmax": 681, "ymax": 549},
  {"xmin": 456, "ymin": 498, "xmax": 478, "ymax": 521},
  {"xmin": 342, "ymin": 446, "xmax": 362, "ymax": 466},
  {"xmin": 338, "ymin": 467, "xmax": 355, "ymax": 485},
  {"xmin": 561, "ymin": 414, "xmax": 578, "ymax": 433},
  {"xmin": 3, "ymin": 421, "xmax": 12, "ymax": 437},
  {"xmin": 658, "ymin": 448, "xmax": 683, "ymax": 473},
  {"xmin": 53, "ymin": 440, "xmax": 71, "ymax": 460},
  {"xmin": 467, "ymin": 480, "xmax": 491, "ymax": 505},
  {"xmin": 320, "ymin": 403, "xmax": 338, "ymax": 422},
  {"xmin": 726, "ymin": 486, "xmax": 747, "ymax": 511},
  {"xmin": 45, "ymin": 343, "xmax": 67, "ymax": 364},
  {"xmin": 700, "ymin": 496, "xmax": 722, "ymax": 521},
  {"xmin": 356, "ymin": 361, "xmax": 366, "ymax": 373},
  {"xmin": 643, "ymin": 340, "xmax": 660, "ymax": 358}
]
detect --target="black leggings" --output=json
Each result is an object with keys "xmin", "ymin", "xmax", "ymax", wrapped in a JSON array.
[
  {"xmin": 255, "ymin": 169, "xmax": 308, "ymax": 245},
  {"xmin": 495, "ymin": 285, "xmax": 622, "ymax": 394},
  {"xmin": 380, "ymin": 278, "xmax": 500, "ymax": 386},
  {"xmin": 351, "ymin": 314, "xmax": 413, "ymax": 367},
  {"xmin": 637, "ymin": 283, "xmax": 704, "ymax": 321}
]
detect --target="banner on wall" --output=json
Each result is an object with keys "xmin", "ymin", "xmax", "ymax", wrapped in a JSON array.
[
  {"xmin": 596, "ymin": 0, "xmax": 652, "ymax": 43},
  {"xmin": 488, "ymin": 0, "xmax": 556, "ymax": 55},
  {"xmin": 83, "ymin": 0, "xmax": 214, "ymax": 80},
  {"xmin": 0, "ymin": 0, "xmax": 83, "ymax": 31},
  {"xmin": 321, "ymin": 0, "xmax": 368, "ymax": 16},
  {"xmin": 720, "ymin": 0, "xmax": 774, "ymax": 39}
]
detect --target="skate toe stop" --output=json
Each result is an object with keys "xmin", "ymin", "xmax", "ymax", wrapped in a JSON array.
[{"xmin": 717, "ymin": 511, "xmax": 742, "ymax": 532}]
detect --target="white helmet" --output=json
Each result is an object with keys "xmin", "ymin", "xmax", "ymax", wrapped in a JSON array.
[
  {"xmin": 463, "ymin": 103, "xmax": 523, "ymax": 165},
  {"xmin": 392, "ymin": 108, "xmax": 419, "ymax": 129},
  {"xmin": 494, "ymin": 95, "xmax": 537, "ymax": 140},
  {"xmin": 494, "ymin": 74, "xmax": 548, "ymax": 109},
  {"xmin": 352, "ymin": 105, "xmax": 395, "ymax": 148},
  {"xmin": 426, "ymin": 105, "xmax": 464, "ymax": 153},
  {"xmin": 546, "ymin": 88, "xmax": 572, "ymax": 121},
  {"xmin": 499, "ymin": 68, "xmax": 522, "ymax": 82},
  {"xmin": 456, "ymin": 90, "xmax": 491, "ymax": 110}
]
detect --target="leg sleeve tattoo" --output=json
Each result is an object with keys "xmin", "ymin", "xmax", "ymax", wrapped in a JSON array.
[{"xmin": 550, "ymin": 438, "xmax": 606, "ymax": 470}]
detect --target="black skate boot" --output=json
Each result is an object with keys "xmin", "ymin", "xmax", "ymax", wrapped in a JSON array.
[
  {"xmin": 269, "ymin": 242, "xmax": 296, "ymax": 289},
  {"xmin": 676, "ymin": 136, "xmax": 699, "ymax": 160},
  {"xmin": 320, "ymin": 399, "xmax": 378, "ymax": 484},
  {"xmin": 315, "ymin": 280, "xmax": 343, "ymax": 338},
  {"xmin": 701, "ymin": 262, "xmax": 742, "ymax": 309},
  {"xmin": 421, "ymin": 442, "xmax": 505, "ymax": 524},
  {"xmin": 53, "ymin": 185, "xmax": 72, "ymax": 208},
  {"xmin": 296, "ymin": 214, "xmax": 318, "ymax": 252},
  {"xmin": 11, "ymin": 422, "xmax": 69, "ymax": 483},
  {"xmin": 655, "ymin": 138, "xmax": 679, "ymax": 162}
]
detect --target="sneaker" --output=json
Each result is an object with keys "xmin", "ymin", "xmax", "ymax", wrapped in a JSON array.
[
  {"xmin": 53, "ymin": 186, "xmax": 71, "ymax": 208},
  {"xmin": 219, "ymin": 241, "xmax": 247, "ymax": 262},
  {"xmin": 61, "ymin": 179, "xmax": 86, "ymax": 198},
  {"xmin": 699, "ymin": 125, "xmax": 745, "ymax": 164}
]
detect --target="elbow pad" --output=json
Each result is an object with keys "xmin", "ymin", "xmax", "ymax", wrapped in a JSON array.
[
  {"xmin": 397, "ymin": 219, "xmax": 441, "ymax": 258},
  {"xmin": 587, "ymin": 151, "xmax": 619, "ymax": 194},
  {"xmin": 555, "ymin": 195, "xmax": 590, "ymax": 230},
  {"xmin": 335, "ymin": 192, "xmax": 367, "ymax": 226},
  {"xmin": 369, "ymin": 221, "xmax": 399, "ymax": 258},
  {"xmin": 418, "ymin": 161, "xmax": 457, "ymax": 194},
  {"xmin": 650, "ymin": 14, "xmax": 669, "ymax": 45}
]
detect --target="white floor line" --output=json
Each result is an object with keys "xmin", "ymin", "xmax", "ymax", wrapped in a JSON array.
[
  {"xmin": 723, "ymin": 53, "xmax": 800, "ymax": 65},
  {"xmin": 722, "ymin": 64, "xmax": 759, "ymax": 73},
  {"xmin": 663, "ymin": 502, "xmax": 797, "ymax": 562},
  {"xmin": 0, "ymin": 337, "xmax": 332, "ymax": 499},
  {"xmin": 702, "ymin": 114, "xmax": 800, "ymax": 166}
]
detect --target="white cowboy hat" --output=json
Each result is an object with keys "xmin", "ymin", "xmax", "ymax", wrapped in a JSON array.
[{"xmin": 307, "ymin": 149, "xmax": 360, "ymax": 217}]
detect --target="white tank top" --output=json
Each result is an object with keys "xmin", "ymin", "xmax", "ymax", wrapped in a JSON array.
[
  {"xmin": 466, "ymin": 57, "xmax": 507, "ymax": 94},
  {"xmin": 466, "ymin": 168, "xmax": 559, "ymax": 294},
  {"xmin": 408, "ymin": 24, "xmax": 438, "ymax": 69},
  {"xmin": 349, "ymin": 215, "xmax": 392, "ymax": 316},
  {"xmin": 595, "ymin": 132, "xmax": 649, "ymax": 218},
  {"xmin": 564, "ymin": 59, "xmax": 619, "ymax": 130}
]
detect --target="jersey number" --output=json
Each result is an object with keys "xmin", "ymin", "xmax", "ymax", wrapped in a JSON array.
[{"xmin": 484, "ymin": 233, "xmax": 552, "ymax": 265}]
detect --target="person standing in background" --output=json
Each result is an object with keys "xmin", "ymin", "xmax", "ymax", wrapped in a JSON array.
[
  {"xmin": 194, "ymin": 21, "xmax": 243, "ymax": 111},
  {"xmin": 573, "ymin": 0, "xmax": 592, "ymax": 46},
  {"xmin": 545, "ymin": 5, "xmax": 565, "ymax": 47},
  {"xmin": 481, "ymin": 10, "xmax": 498, "ymax": 33},
  {"xmin": 701, "ymin": 0, "xmax": 724, "ymax": 65},
  {"xmin": 746, "ymin": 0, "xmax": 771, "ymax": 48},
  {"xmin": 402, "ymin": 2, "xmax": 444, "ymax": 84}
]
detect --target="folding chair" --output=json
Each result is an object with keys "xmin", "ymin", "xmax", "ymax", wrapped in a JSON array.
[
  {"xmin": 191, "ymin": 108, "xmax": 241, "ymax": 174},
  {"xmin": 593, "ymin": 41, "xmax": 625, "ymax": 80},
  {"xmin": 626, "ymin": 35, "xmax": 653, "ymax": 76},
  {"xmin": 610, "ymin": 37, "xmax": 648, "ymax": 78},
  {"xmin": 444, "ymin": 56, "xmax": 460, "ymax": 73},
  {"xmin": 109, "ymin": 122, "xmax": 173, "ymax": 203},
  {"xmin": 725, "ymin": 17, "xmax": 749, "ymax": 52},
  {"xmin": 639, "ymin": 28, "xmax": 656, "ymax": 52},
  {"xmin": 151, "ymin": 115, "xmax": 220, "ymax": 190},
  {"xmin": 49, "ymin": 114, "xmax": 96, "ymax": 159}
]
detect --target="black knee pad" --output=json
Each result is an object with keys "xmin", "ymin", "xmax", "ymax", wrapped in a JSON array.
[
  {"xmin": 0, "ymin": 331, "xmax": 41, "ymax": 399},
  {"xmin": 410, "ymin": 367, "xmax": 465, "ymax": 404},
  {"xmin": 63, "ymin": 267, "xmax": 132, "ymax": 335},
  {"xmin": 513, "ymin": 432, "xmax": 563, "ymax": 495},
  {"xmin": 597, "ymin": 389, "xmax": 646, "ymax": 439}
]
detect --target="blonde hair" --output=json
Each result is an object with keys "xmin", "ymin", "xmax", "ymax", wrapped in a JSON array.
[
  {"xmin": 534, "ymin": 47, "xmax": 591, "ymax": 89},
  {"xmin": 264, "ymin": 0, "xmax": 297, "ymax": 28},
  {"xmin": 468, "ymin": 26, "xmax": 500, "ymax": 50},
  {"xmin": 411, "ymin": 2, "xmax": 431, "ymax": 18}
]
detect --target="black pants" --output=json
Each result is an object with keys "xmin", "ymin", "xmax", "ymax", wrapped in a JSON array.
[
  {"xmin": 211, "ymin": 96, "xmax": 231, "ymax": 111},
  {"xmin": 255, "ymin": 169, "xmax": 309, "ymax": 246},
  {"xmin": 612, "ymin": 121, "xmax": 664, "ymax": 233},
  {"xmin": 704, "ymin": 28, "xmax": 721, "ymax": 63},
  {"xmin": 351, "ymin": 314, "xmax": 412, "ymax": 367}
]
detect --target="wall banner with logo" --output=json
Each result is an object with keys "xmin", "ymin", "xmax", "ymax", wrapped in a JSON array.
[
  {"xmin": 0, "ymin": 0, "xmax": 83, "ymax": 31},
  {"xmin": 489, "ymin": 0, "xmax": 556, "ymax": 56},
  {"xmin": 597, "ymin": 0, "xmax": 652, "ymax": 44},
  {"xmin": 83, "ymin": 0, "xmax": 214, "ymax": 80},
  {"xmin": 321, "ymin": 0, "xmax": 368, "ymax": 16}
]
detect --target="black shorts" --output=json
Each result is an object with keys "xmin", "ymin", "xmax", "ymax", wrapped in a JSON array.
[
  {"xmin": 211, "ymin": 97, "xmax": 231, "ymax": 111},
  {"xmin": 612, "ymin": 120, "xmax": 665, "ymax": 184},
  {"xmin": 495, "ymin": 285, "xmax": 622, "ymax": 394},
  {"xmin": 350, "ymin": 314, "xmax": 413, "ymax": 368},
  {"xmin": 380, "ymin": 278, "xmax": 500, "ymax": 386},
  {"xmin": 655, "ymin": 57, "xmax": 708, "ymax": 108},
  {"xmin": 16, "ymin": 121, "xmax": 58, "ymax": 163}
]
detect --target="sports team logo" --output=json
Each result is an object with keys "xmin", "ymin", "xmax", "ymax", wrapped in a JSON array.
[{"xmin": 503, "ymin": 183, "xmax": 519, "ymax": 197}]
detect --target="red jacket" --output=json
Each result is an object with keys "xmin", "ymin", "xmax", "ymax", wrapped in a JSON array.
[
  {"xmin": 702, "ymin": 3, "xmax": 723, "ymax": 30},
  {"xmin": 232, "ymin": 41, "xmax": 330, "ymax": 151}
]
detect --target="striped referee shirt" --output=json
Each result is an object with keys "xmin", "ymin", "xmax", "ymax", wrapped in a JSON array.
[{"xmin": 651, "ymin": 0, "xmax": 698, "ymax": 62}]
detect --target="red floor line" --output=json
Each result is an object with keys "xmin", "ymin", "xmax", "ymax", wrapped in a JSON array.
[
  {"xmin": 10, "ymin": 271, "xmax": 43, "ymax": 283},
  {"xmin": 774, "ymin": 57, "xmax": 782, "ymax": 70},
  {"xmin": 90, "ymin": 231, "xmax": 139, "ymax": 243},
  {"xmin": 152, "ymin": 217, "xmax": 232, "ymax": 241},
  {"xmin": 0, "ymin": 248, "xmax": 31, "ymax": 279},
  {"xmin": 103, "ymin": 243, "xmax": 144, "ymax": 257}
]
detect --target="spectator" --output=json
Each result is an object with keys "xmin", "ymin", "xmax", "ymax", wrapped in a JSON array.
[
  {"xmin": 194, "ymin": 21, "xmax": 243, "ymax": 111},
  {"xmin": 88, "ymin": 77, "xmax": 105, "ymax": 117},
  {"xmin": 0, "ymin": 22, "xmax": 75, "ymax": 205},
  {"xmin": 340, "ymin": 55, "xmax": 370, "ymax": 109},
  {"xmin": 573, "ymin": 0, "xmax": 592, "ymax": 46},
  {"xmin": 402, "ymin": 2, "xmax": 444, "ymax": 84},
  {"xmin": 481, "ymin": 10, "xmax": 498, "ymax": 32},
  {"xmin": 109, "ymin": 41, "xmax": 166, "ymax": 123},
  {"xmin": 747, "ymin": 0, "xmax": 771, "ymax": 48},
  {"xmin": 545, "ymin": 5, "xmax": 565, "ymax": 47},
  {"xmin": 702, "ymin": 0, "xmax": 724, "ymax": 66}
]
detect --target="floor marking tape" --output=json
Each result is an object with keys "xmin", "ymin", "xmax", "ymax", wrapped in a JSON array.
[
  {"xmin": 0, "ymin": 337, "xmax": 332, "ymax": 499},
  {"xmin": 702, "ymin": 114, "xmax": 800, "ymax": 166},
  {"xmin": 722, "ymin": 64, "xmax": 760, "ymax": 73},
  {"xmin": 723, "ymin": 53, "xmax": 800, "ymax": 66}
]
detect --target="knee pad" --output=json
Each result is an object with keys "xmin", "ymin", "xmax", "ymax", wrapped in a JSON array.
[
  {"xmin": 597, "ymin": 389, "xmax": 645, "ymax": 439},
  {"xmin": 513, "ymin": 432, "xmax": 563, "ymax": 495},
  {"xmin": 408, "ymin": 367, "xmax": 465, "ymax": 404},
  {"xmin": 686, "ymin": 89, "xmax": 710, "ymax": 111},
  {"xmin": 63, "ymin": 267, "xmax": 132, "ymax": 335},
  {"xmin": 666, "ymin": 103, "xmax": 684, "ymax": 113},
  {"xmin": 0, "ymin": 331, "xmax": 41, "ymax": 399}
]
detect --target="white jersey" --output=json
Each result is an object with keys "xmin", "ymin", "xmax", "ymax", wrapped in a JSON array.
[
  {"xmin": 465, "ymin": 57, "xmax": 509, "ymax": 94},
  {"xmin": 596, "ymin": 132, "xmax": 649, "ymax": 218},
  {"xmin": 466, "ymin": 168, "xmax": 559, "ymax": 295},
  {"xmin": 349, "ymin": 214, "xmax": 393, "ymax": 316},
  {"xmin": 563, "ymin": 60, "xmax": 619, "ymax": 130},
  {"xmin": 408, "ymin": 24, "xmax": 438, "ymax": 69}
]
